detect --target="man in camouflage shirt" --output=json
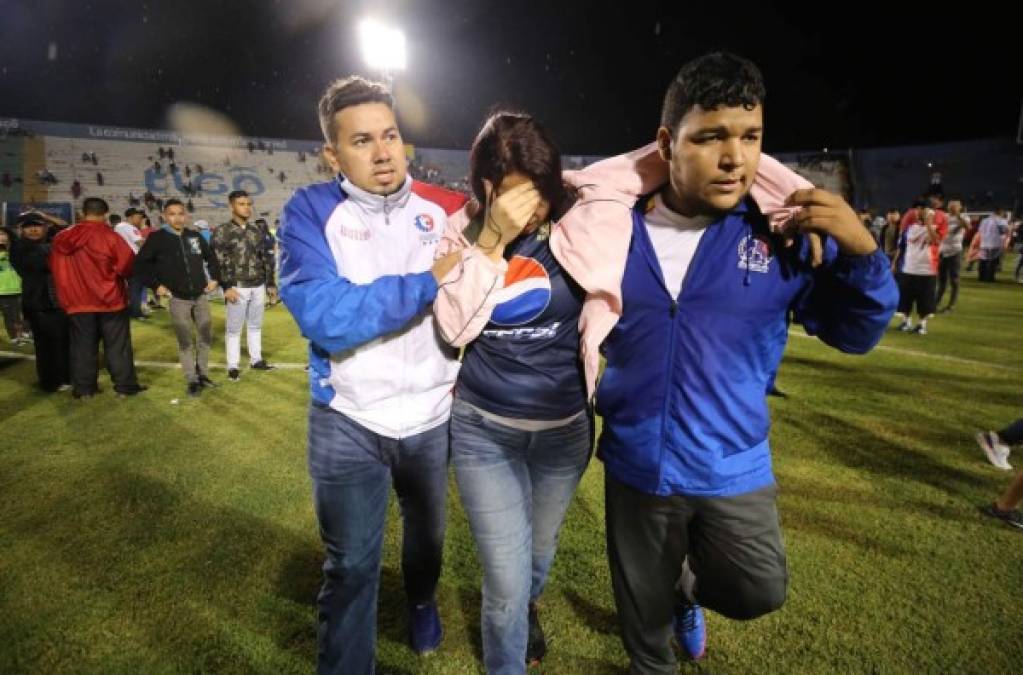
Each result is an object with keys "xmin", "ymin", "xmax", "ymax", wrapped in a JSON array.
[{"xmin": 212, "ymin": 190, "xmax": 277, "ymax": 380}]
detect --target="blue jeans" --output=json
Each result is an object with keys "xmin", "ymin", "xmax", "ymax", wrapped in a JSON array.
[
  {"xmin": 451, "ymin": 398, "xmax": 592, "ymax": 675},
  {"xmin": 307, "ymin": 404, "xmax": 450, "ymax": 675}
]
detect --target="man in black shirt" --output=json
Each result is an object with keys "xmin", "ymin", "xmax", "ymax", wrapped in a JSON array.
[{"xmin": 135, "ymin": 199, "xmax": 221, "ymax": 398}]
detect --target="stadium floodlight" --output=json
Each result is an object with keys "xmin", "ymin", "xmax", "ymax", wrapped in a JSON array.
[{"xmin": 358, "ymin": 19, "xmax": 406, "ymax": 73}]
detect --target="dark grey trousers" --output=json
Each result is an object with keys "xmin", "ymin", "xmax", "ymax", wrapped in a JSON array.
[{"xmin": 605, "ymin": 474, "xmax": 788, "ymax": 674}]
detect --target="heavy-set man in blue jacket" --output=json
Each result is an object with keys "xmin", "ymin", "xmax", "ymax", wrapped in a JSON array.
[{"xmin": 594, "ymin": 52, "xmax": 898, "ymax": 671}]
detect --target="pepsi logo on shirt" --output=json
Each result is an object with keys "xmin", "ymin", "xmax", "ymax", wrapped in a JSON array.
[{"xmin": 490, "ymin": 255, "xmax": 552, "ymax": 326}]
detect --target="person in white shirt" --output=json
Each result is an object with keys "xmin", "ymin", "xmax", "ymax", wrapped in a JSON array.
[
  {"xmin": 976, "ymin": 208, "xmax": 1010, "ymax": 282},
  {"xmin": 935, "ymin": 199, "xmax": 968, "ymax": 312},
  {"xmin": 892, "ymin": 207, "xmax": 942, "ymax": 334},
  {"xmin": 114, "ymin": 208, "xmax": 148, "ymax": 320}
]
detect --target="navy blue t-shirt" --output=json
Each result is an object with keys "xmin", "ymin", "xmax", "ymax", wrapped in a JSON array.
[{"xmin": 456, "ymin": 228, "xmax": 587, "ymax": 420}]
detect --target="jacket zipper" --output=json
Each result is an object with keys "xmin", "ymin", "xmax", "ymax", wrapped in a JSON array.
[
  {"xmin": 652, "ymin": 220, "xmax": 714, "ymax": 491},
  {"xmin": 178, "ymin": 233, "xmax": 195, "ymax": 296}
]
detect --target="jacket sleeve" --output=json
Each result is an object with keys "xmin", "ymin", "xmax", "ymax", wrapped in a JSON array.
[
  {"xmin": 211, "ymin": 227, "xmax": 235, "ymax": 290},
  {"xmin": 278, "ymin": 186, "xmax": 439, "ymax": 355},
  {"xmin": 432, "ymin": 206, "xmax": 508, "ymax": 347},
  {"xmin": 262, "ymin": 223, "xmax": 277, "ymax": 287},
  {"xmin": 794, "ymin": 237, "xmax": 898, "ymax": 354},
  {"xmin": 134, "ymin": 235, "xmax": 159, "ymax": 289},
  {"xmin": 199, "ymin": 235, "xmax": 221, "ymax": 284}
]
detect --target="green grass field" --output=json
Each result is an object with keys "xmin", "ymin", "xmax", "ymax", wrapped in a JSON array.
[{"xmin": 2, "ymin": 266, "xmax": 1021, "ymax": 674}]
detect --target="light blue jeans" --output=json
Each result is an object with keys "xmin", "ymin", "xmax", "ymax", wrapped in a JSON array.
[{"xmin": 451, "ymin": 398, "xmax": 591, "ymax": 674}]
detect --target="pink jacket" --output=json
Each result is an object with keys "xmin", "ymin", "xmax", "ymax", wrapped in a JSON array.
[{"xmin": 433, "ymin": 142, "xmax": 814, "ymax": 398}]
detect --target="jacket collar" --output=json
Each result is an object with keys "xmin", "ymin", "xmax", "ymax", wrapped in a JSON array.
[{"xmin": 336, "ymin": 174, "xmax": 412, "ymax": 214}]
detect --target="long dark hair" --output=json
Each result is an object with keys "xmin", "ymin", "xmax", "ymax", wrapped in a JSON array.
[{"xmin": 467, "ymin": 111, "xmax": 567, "ymax": 232}]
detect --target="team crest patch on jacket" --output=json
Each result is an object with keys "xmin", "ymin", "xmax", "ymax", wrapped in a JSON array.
[
  {"xmin": 413, "ymin": 214, "xmax": 435, "ymax": 232},
  {"xmin": 737, "ymin": 235, "xmax": 773, "ymax": 273}
]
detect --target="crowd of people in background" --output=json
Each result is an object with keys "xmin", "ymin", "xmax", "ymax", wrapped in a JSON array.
[
  {"xmin": 2, "ymin": 190, "xmax": 280, "ymax": 399},
  {"xmin": 3, "ymin": 163, "xmax": 1020, "ymax": 406},
  {"xmin": 855, "ymin": 193, "xmax": 1021, "ymax": 336}
]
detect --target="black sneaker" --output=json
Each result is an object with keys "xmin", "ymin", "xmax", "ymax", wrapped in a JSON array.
[
  {"xmin": 187, "ymin": 381, "xmax": 202, "ymax": 398},
  {"xmin": 526, "ymin": 603, "xmax": 547, "ymax": 665},
  {"xmin": 250, "ymin": 360, "xmax": 276, "ymax": 371},
  {"xmin": 228, "ymin": 368, "xmax": 240, "ymax": 382},
  {"xmin": 198, "ymin": 375, "xmax": 218, "ymax": 388},
  {"xmin": 116, "ymin": 385, "xmax": 149, "ymax": 398},
  {"xmin": 980, "ymin": 503, "xmax": 1023, "ymax": 530},
  {"xmin": 72, "ymin": 390, "xmax": 96, "ymax": 400},
  {"xmin": 767, "ymin": 385, "xmax": 788, "ymax": 399}
]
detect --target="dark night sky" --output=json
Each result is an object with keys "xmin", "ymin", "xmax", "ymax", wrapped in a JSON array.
[{"xmin": 1, "ymin": 0, "xmax": 1019, "ymax": 155}]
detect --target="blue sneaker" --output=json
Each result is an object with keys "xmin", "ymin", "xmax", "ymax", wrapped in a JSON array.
[
  {"xmin": 408, "ymin": 601, "xmax": 443, "ymax": 655},
  {"xmin": 673, "ymin": 603, "xmax": 706, "ymax": 661}
]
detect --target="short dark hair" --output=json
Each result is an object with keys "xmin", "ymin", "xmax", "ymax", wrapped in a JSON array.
[
  {"xmin": 82, "ymin": 197, "xmax": 109, "ymax": 217},
  {"xmin": 108, "ymin": 214, "xmax": 122, "ymax": 226},
  {"xmin": 227, "ymin": 190, "xmax": 249, "ymax": 203},
  {"xmin": 469, "ymin": 111, "xmax": 566, "ymax": 220},
  {"xmin": 163, "ymin": 198, "xmax": 185, "ymax": 211},
  {"xmin": 661, "ymin": 52, "xmax": 766, "ymax": 136},
  {"xmin": 318, "ymin": 76, "xmax": 394, "ymax": 144}
]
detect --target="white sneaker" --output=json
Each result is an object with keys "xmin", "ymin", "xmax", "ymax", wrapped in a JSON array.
[
  {"xmin": 898, "ymin": 321, "xmax": 913, "ymax": 332},
  {"xmin": 976, "ymin": 431, "xmax": 1013, "ymax": 470}
]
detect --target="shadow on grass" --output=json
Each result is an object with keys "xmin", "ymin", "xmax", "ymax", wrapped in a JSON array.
[
  {"xmin": 5, "ymin": 465, "xmax": 450, "ymax": 673},
  {"xmin": 775, "ymin": 407, "xmax": 988, "ymax": 498},
  {"xmin": 563, "ymin": 589, "xmax": 618, "ymax": 636},
  {"xmin": 456, "ymin": 585, "xmax": 484, "ymax": 661}
]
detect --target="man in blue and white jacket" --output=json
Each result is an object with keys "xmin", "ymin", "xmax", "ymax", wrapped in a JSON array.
[
  {"xmin": 595, "ymin": 53, "xmax": 898, "ymax": 671},
  {"xmin": 278, "ymin": 76, "xmax": 463, "ymax": 675}
]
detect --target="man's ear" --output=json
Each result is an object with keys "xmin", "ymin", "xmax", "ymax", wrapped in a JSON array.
[
  {"xmin": 656, "ymin": 127, "xmax": 674, "ymax": 162},
  {"xmin": 322, "ymin": 144, "xmax": 341, "ymax": 174}
]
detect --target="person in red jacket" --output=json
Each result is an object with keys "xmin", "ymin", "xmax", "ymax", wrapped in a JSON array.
[{"xmin": 49, "ymin": 197, "xmax": 146, "ymax": 399}]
